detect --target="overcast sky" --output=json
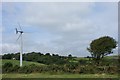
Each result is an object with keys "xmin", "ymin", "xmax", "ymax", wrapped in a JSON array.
[{"xmin": 1, "ymin": 2, "xmax": 118, "ymax": 57}]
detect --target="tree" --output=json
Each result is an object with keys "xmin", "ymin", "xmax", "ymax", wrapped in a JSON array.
[
  {"xmin": 2, "ymin": 54, "xmax": 13, "ymax": 59},
  {"xmin": 45, "ymin": 53, "xmax": 51, "ymax": 56},
  {"xmin": 68, "ymin": 54, "xmax": 72, "ymax": 57},
  {"xmin": 87, "ymin": 36, "xmax": 117, "ymax": 63}
]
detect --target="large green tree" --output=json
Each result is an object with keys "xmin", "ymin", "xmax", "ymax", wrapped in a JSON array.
[{"xmin": 87, "ymin": 36, "xmax": 117, "ymax": 61}]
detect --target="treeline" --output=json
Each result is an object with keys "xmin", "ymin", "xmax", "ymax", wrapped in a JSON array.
[{"xmin": 2, "ymin": 52, "xmax": 74, "ymax": 65}]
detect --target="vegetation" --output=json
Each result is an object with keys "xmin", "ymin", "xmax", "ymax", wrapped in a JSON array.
[
  {"xmin": 2, "ymin": 59, "xmax": 45, "ymax": 66},
  {"xmin": 87, "ymin": 36, "xmax": 117, "ymax": 64},
  {"xmin": 2, "ymin": 55, "xmax": 118, "ymax": 74},
  {"xmin": 2, "ymin": 73, "xmax": 118, "ymax": 78},
  {"xmin": 2, "ymin": 36, "xmax": 119, "ymax": 78},
  {"xmin": 2, "ymin": 52, "xmax": 71, "ymax": 65}
]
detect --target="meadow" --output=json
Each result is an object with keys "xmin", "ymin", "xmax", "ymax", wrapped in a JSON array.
[
  {"xmin": 2, "ymin": 59, "xmax": 45, "ymax": 66},
  {"xmin": 2, "ymin": 54, "xmax": 119, "ymax": 78}
]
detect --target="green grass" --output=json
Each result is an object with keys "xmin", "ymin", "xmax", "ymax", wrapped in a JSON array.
[
  {"xmin": 1, "ymin": 59, "xmax": 45, "ymax": 66},
  {"xmin": 105, "ymin": 55, "xmax": 118, "ymax": 59},
  {"xmin": 0, "ymin": 59, "xmax": 2, "ymax": 68},
  {"xmin": 74, "ymin": 57, "xmax": 89, "ymax": 61},
  {"xmin": 1, "ymin": 55, "xmax": 119, "ymax": 79},
  {"xmin": 2, "ymin": 73, "xmax": 118, "ymax": 78}
]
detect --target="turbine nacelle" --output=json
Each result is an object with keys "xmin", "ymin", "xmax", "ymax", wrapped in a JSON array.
[{"xmin": 15, "ymin": 28, "xmax": 24, "ymax": 34}]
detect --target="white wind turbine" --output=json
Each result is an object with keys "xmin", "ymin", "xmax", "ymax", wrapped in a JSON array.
[{"xmin": 15, "ymin": 23, "xmax": 24, "ymax": 67}]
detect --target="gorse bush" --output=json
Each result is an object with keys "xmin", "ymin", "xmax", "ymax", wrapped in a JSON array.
[
  {"xmin": 2, "ymin": 62, "xmax": 118, "ymax": 74},
  {"xmin": 2, "ymin": 62, "xmax": 13, "ymax": 73},
  {"xmin": 18, "ymin": 65, "xmax": 33, "ymax": 73},
  {"xmin": 3, "ymin": 62, "xmax": 13, "ymax": 68},
  {"xmin": 12, "ymin": 65, "xmax": 20, "ymax": 72}
]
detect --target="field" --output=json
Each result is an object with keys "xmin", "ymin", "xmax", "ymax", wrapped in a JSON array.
[
  {"xmin": 1, "ymin": 55, "xmax": 119, "ymax": 78},
  {"xmin": 2, "ymin": 73, "xmax": 118, "ymax": 78},
  {"xmin": 1, "ymin": 59, "xmax": 45, "ymax": 66}
]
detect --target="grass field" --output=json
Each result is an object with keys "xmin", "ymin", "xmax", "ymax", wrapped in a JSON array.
[
  {"xmin": 1, "ymin": 56, "xmax": 119, "ymax": 78},
  {"xmin": 2, "ymin": 73, "xmax": 118, "ymax": 78},
  {"xmin": 1, "ymin": 59, "xmax": 45, "ymax": 66}
]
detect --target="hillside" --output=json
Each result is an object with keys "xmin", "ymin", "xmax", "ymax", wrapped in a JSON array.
[
  {"xmin": 1, "ymin": 59, "xmax": 45, "ymax": 66},
  {"xmin": 2, "ymin": 55, "xmax": 119, "ymax": 76},
  {"xmin": 2, "ymin": 54, "xmax": 118, "ymax": 66}
]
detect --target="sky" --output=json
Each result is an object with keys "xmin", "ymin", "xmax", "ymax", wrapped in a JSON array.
[{"xmin": 1, "ymin": 2, "xmax": 118, "ymax": 57}]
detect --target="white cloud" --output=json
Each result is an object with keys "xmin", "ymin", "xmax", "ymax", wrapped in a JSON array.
[
  {"xmin": 2, "ymin": 2, "xmax": 118, "ymax": 56},
  {"xmin": 2, "ymin": 0, "xmax": 119, "ymax": 2},
  {"xmin": 2, "ymin": 43, "xmax": 19, "ymax": 54}
]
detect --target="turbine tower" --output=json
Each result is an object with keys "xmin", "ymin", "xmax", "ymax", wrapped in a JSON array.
[{"xmin": 15, "ymin": 23, "xmax": 24, "ymax": 67}]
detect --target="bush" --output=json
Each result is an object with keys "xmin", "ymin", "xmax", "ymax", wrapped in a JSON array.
[
  {"xmin": 3, "ymin": 62, "xmax": 13, "ymax": 68},
  {"xmin": 2, "ymin": 62, "xmax": 13, "ymax": 73},
  {"xmin": 18, "ymin": 66, "xmax": 32, "ymax": 73},
  {"xmin": 79, "ymin": 60, "xmax": 87, "ymax": 65},
  {"xmin": 2, "ymin": 61, "xmax": 118, "ymax": 74},
  {"xmin": 12, "ymin": 65, "xmax": 20, "ymax": 72},
  {"xmin": 106, "ymin": 66, "xmax": 118, "ymax": 74}
]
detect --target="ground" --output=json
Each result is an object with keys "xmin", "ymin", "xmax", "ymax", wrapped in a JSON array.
[{"xmin": 2, "ymin": 73, "xmax": 118, "ymax": 78}]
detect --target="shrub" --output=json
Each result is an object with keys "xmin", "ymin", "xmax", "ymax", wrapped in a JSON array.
[
  {"xmin": 12, "ymin": 65, "xmax": 20, "ymax": 72},
  {"xmin": 2, "ymin": 62, "xmax": 13, "ymax": 73},
  {"xmin": 3, "ymin": 62, "xmax": 13, "ymax": 68},
  {"xmin": 18, "ymin": 66, "xmax": 32, "ymax": 73}
]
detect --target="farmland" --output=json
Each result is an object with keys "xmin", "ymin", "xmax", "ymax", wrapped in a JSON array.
[
  {"xmin": 2, "ymin": 59, "xmax": 45, "ymax": 66},
  {"xmin": 1, "ymin": 54, "xmax": 119, "ymax": 78}
]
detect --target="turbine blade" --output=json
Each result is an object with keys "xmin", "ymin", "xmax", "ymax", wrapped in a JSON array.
[
  {"xmin": 16, "ymin": 33, "xmax": 22, "ymax": 41},
  {"xmin": 15, "ymin": 28, "xmax": 18, "ymax": 34},
  {"xmin": 18, "ymin": 22, "xmax": 22, "ymax": 31}
]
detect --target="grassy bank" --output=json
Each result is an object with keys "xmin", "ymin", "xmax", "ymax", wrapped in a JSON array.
[
  {"xmin": 2, "ymin": 59, "xmax": 45, "ymax": 66},
  {"xmin": 2, "ymin": 73, "xmax": 118, "ymax": 78}
]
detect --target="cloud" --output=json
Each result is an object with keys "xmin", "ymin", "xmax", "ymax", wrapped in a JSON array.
[
  {"xmin": 0, "ymin": 2, "xmax": 2, "ymax": 54},
  {"xmin": 2, "ymin": 43, "xmax": 19, "ymax": 54},
  {"xmin": 2, "ymin": 2, "xmax": 118, "ymax": 56},
  {"xmin": 2, "ymin": 0, "xmax": 119, "ymax": 2},
  {"xmin": 20, "ymin": 3, "xmax": 95, "ymax": 29}
]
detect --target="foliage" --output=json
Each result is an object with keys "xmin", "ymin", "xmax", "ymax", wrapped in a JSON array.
[
  {"xmin": 2, "ymin": 56, "xmax": 118, "ymax": 74},
  {"xmin": 2, "ymin": 38, "xmax": 118, "ymax": 74},
  {"xmin": 3, "ymin": 62, "xmax": 13, "ymax": 68},
  {"xmin": 2, "ymin": 52, "xmax": 70, "ymax": 65},
  {"xmin": 2, "ymin": 59, "xmax": 45, "ymax": 66},
  {"xmin": 2, "ymin": 62, "xmax": 13, "ymax": 73},
  {"xmin": 87, "ymin": 36, "xmax": 117, "ymax": 64}
]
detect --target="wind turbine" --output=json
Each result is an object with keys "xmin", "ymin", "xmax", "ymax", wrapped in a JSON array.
[{"xmin": 15, "ymin": 23, "xmax": 24, "ymax": 67}]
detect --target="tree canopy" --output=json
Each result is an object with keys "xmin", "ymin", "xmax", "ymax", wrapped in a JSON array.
[{"xmin": 87, "ymin": 36, "xmax": 117, "ymax": 61}]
